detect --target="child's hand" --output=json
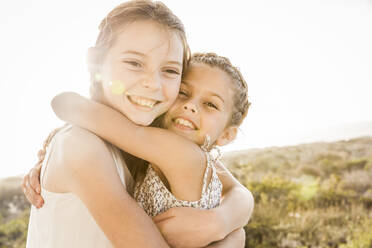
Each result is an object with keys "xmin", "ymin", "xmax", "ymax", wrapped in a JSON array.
[
  {"xmin": 153, "ymin": 207, "xmax": 224, "ymax": 248},
  {"xmin": 21, "ymin": 149, "xmax": 45, "ymax": 208},
  {"xmin": 205, "ymin": 228, "xmax": 246, "ymax": 248}
]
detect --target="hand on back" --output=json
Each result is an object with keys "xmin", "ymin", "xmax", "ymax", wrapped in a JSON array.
[{"xmin": 22, "ymin": 149, "xmax": 44, "ymax": 208}]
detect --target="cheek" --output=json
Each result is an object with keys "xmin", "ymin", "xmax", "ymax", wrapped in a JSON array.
[
  {"xmin": 203, "ymin": 113, "xmax": 228, "ymax": 134},
  {"xmin": 111, "ymin": 68, "xmax": 139, "ymax": 89},
  {"xmin": 165, "ymin": 102, "xmax": 180, "ymax": 117},
  {"xmin": 104, "ymin": 60, "xmax": 142, "ymax": 88},
  {"xmin": 101, "ymin": 83, "xmax": 122, "ymax": 104}
]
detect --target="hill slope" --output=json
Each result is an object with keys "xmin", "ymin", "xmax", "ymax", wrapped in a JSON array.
[
  {"xmin": 1, "ymin": 136, "xmax": 372, "ymax": 247},
  {"xmin": 222, "ymin": 136, "xmax": 372, "ymax": 248}
]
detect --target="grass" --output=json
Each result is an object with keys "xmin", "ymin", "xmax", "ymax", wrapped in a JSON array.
[
  {"xmin": 223, "ymin": 136, "xmax": 372, "ymax": 247},
  {"xmin": 1, "ymin": 136, "xmax": 372, "ymax": 247}
]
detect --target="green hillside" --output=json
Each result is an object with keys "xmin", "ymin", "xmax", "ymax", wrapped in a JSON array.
[
  {"xmin": 222, "ymin": 136, "xmax": 372, "ymax": 248},
  {"xmin": 0, "ymin": 177, "xmax": 29, "ymax": 248},
  {"xmin": 1, "ymin": 136, "xmax": 372, "ymax": 247}
]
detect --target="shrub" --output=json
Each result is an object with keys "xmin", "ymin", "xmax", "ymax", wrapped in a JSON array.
[
  {"xmin": 340, "ymin": 170, "xmax": 372, "ymax": 194},
  {"xmin": 344, "ymin": 159, "xmax": 368, "ymax": 171},
  {"xmin": 0, "ymin": 209, "xmax": 29, "ymax": 248}
]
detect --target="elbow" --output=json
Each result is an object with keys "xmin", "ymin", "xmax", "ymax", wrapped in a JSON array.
[
  {"xmin": 246, "ymin": 189, "xmax": 254, "ymax": 223},
  {"xmin": 237, "ymin": 187, "xmax": 254, "ymax": 225},
  {"xmin": 51, "ymin": 92, "xmax": 68, "ymax": 119},
  {"xmin": 51, "ymin": 92, "xmax": 79, "ymax": 121}
]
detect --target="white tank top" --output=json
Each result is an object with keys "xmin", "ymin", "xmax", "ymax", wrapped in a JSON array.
[{"xmin": 26, "ymin": 125, "xmax": 134, "ymax": 248}]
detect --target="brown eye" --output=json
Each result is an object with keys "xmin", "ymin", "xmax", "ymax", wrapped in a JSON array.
[
  {"xmin": 124, "ymin": 61, "xmax": 142, "ymax": 68},
  {"xmin": 165, "ymin": 69, "xmax": 180, "ymax": 75},
  {"xmin": 205, "ymin": 102, "xmax": 218, "ymax": 110},
  {"xmin": 179, "ymin": 90, "xmax": 188, "ymax": 97}
]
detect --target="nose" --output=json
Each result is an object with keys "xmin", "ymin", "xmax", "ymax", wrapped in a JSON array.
[
  {"xmin": 142, "ymin": 72, "xmax": 162, "ymax": 91},
  {"xmin": 183, "ymin": 101, "xmax": 198, "ymax": 114}
]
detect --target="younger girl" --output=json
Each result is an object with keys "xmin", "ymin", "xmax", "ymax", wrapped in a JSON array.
[{"xmin": 52, "ymin": 52, "xmax": 250, "ymax": 218}]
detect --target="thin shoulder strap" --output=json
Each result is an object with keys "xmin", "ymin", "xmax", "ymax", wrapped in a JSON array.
[
  {"xmin": 200, "ymin": 135, "xmax": 216, "ymax": 195},
  {"xmin": 201, "ymin": 151, "xmax": 213, "ymax": 195}
]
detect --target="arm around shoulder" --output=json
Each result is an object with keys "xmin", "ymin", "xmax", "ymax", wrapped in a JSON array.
[
  {"xmin": 51, "ymin": 127, "xmax": 169, "ymax": 248},
  {"xmin": 208, "ymin": 161, "xmax": 254, "ymax": 240},
  {"xmin": 52, "ymin": 92, "xmax": 207, "ymax": 201}
]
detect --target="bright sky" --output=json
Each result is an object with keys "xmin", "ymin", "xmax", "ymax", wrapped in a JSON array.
[{"xmin": 1, "ymin": 0, "xmax": 371, "ymax": 178}]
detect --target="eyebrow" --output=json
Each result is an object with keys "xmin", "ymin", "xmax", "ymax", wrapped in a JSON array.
[
  {"xmin": 122, "ymin": 50, "xmax": 182, "ymax": 67},
  {"xmin": 181, "ymin": 81, "xmax": 225, "ymax": 103},
  {"xmin": 167, "ymin": 61, "xmax": 182, "ymax": 67},
  {"xmin": 122, "ymin": 50, "xmax": 146, "ymax": 57},
  {"xmin": 211, "ymin": 93, "xmax": 224, "ymax": 103}
]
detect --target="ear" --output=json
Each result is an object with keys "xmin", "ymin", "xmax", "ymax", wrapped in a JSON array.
[
  {"xmin": 87, "ymin": 47, "xmax": 102, "ymax": 73},
  {"xmin": 215, "ymin": 126, "xmax": 238, "ymax": 147}
]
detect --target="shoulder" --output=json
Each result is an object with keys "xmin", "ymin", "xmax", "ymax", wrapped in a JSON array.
[
  {"xmin": 58, "ymin": 125, "xmax": 106, "ymax": 148},
  {"xmin": 51, "ymin": 126, "xmax": 116, "ymax": 180},
  {"xmin": 42, "ymin": 126, "xmax": 115, "ymax": 192},
  {"xmin": 55, "ymin": 126, "xmax": 109, "ymax": 163}
]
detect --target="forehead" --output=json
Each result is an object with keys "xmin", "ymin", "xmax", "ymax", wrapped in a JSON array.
[
  {"xmin": 109, "ymin": 20, "xmax": 183, "ymax": 62},
  {"xmin": 183, "ymin": 63, "xmax": 232, "ymax": 93}
]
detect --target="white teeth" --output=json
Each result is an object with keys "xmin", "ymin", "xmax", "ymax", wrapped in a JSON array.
[
  {"xmin": 174, "ymin": 118, "xmax": 196, "ymax": 129},
  {"xmin": 129, "ymin": 95, "xmax": 157, "ymax": 108}
]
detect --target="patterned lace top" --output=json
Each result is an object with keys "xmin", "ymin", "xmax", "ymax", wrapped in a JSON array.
[{"xmin": 133, "ymin": 150, "xmax": 223, "ymax": 217}]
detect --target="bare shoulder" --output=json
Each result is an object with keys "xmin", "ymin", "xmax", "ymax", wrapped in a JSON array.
[
  {"xmin": 44, "ymin": 126, "xmax": 116, "ymax": 192},
  {"xmin": 56, "ymin": 126, "xmax": 109, "ymax": 163}
]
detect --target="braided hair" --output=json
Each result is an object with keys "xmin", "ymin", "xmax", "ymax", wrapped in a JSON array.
[{"xmin": 190, "ymin": 53, "xmax": 250, "ymax": 126}]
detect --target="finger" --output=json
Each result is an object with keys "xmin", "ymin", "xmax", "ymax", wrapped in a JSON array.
[
  {"xmin": 24, "ymin": 179, "xmax": 44, "ymax": 208},
  {"xmin": 37, "ymin": 150, "xmax": 45, "ymax": 162},
  {"xmin": 153, "ymin": 210, "xmax": 174, "ymax": 223},
  {"xmin": 23, "ymin": 179, "xmax": 35, "ymax": 206},
  {"xmin": 35, "ymin": 160, "xmax": 43, "ymax": 170},
  {"xmin": 38, "ymin": 156, "xmax": 45, "ymax": 163},
  {"xmin": 37, "ymin": 149, "xmax": 46, "ymax": 158},
  {"xmin": 38, "ymin": 155, "xmax": 45, "ymax": 163},
  {"xmin": 30, "ymin": 168, "xmax": 42, "ymax": 194}
]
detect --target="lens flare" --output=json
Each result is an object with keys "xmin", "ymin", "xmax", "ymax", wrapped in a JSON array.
[
  {"xmin": 94, "ymin": 73, "xmax": 102, "ymax": 81},
  {"xmin": 109, "ymin": 80, "xmax": 126, "ymax": 95}
]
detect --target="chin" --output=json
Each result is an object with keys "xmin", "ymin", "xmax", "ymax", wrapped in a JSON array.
[
  {"xmin": 131, "ymin": 115, "xmax": 156, "ymax": 126},
  {"xmin": 137, "ymin": 120, "xmax": 153, "ymax": 126},
  {"xmin": 118, "ymin": 107, "xmax": 155, "ymax": 126}
]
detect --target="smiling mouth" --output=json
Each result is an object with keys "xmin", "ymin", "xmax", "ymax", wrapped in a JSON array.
[
  {"xmin": 172, "ymin": 117, "xmax": 197, "ymax": 130},
  {"xmin": 127, "ymin": 95, "xmax": 161, "ymax": 109}
]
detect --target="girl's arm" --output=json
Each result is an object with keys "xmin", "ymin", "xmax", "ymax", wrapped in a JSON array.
[
  {"xmin": 52, "ymin": 92, "xmax": 206, "ymax": 201},
  {"xmin": 153, "ymin": 163, "xmax": 254, "ymax": 246},
  {"xmin": 205, "ymin": 228, "xmax": 245, "ymax": 248},
  {"xmin": 23, "ymin": 155, "xmax": 252, "ymax": 248},
  {"xmin": 22, "ymin": 152, "xmax": 44, "ymax": 208},
  {"xmin": 22, "ymin": 120, "xmax": 253, "ymax": 247},
  {"xmin": 47, "ymin": 126, "xmax": 169, "ymax": 248},
  {"xmin": 212, "ymin": 161, "xmax": 254, "ymax": 238}
]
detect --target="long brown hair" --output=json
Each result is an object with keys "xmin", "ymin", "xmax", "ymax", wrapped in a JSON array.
[{"xmin": 88, "ymin": 0, "xmax": 191, "ymax": 183}]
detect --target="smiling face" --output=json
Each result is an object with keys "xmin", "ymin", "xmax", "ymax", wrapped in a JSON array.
[
  {"xmin": 97, "ymin": 20, "xmax": 184, "ymax": 126},
  {"xmin": 163, "ymin": 62, "xmax": 236, "ymax": 146}
]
